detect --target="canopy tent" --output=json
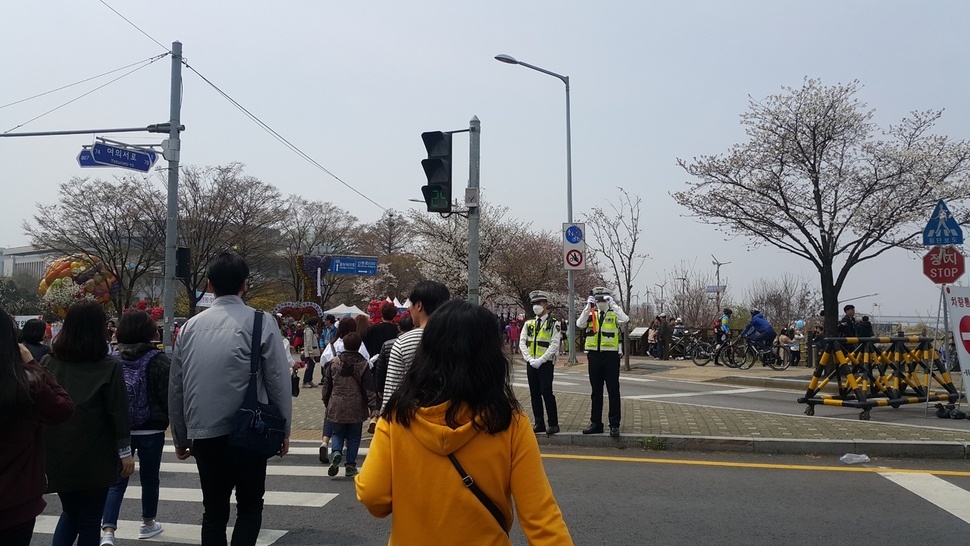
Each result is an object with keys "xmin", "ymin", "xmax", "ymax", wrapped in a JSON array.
[{"xmin": 324, "ymin": 304, "xmax": 368, "ymax": 318}]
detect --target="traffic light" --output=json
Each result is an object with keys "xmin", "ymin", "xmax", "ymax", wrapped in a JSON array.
[{"xmin": 420, "ymin": 131, "xmax": 452, "ymax": 213}]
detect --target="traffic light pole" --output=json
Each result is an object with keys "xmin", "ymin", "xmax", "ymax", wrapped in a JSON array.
[
  {"xmin": 467, "ymin": 116, "xmax": 481, "ymax": 304},
  {"xmin": 162, "ymin": 41, "xmax": 182, "ymax": 353}
]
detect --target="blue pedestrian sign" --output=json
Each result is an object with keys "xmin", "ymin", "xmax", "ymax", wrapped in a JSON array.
[
  {"xmin": 90, "ymin": 142, "xmax": 157, "ymax": 173},
  {"xmin": 327, "ymin": 256, "xmax": 379, "ymax": 276},
  {"xmin": 76, "ymin": 149, "xmax": 109, "ymax": 168},
  {"xmin": 923, "ymin": 200, "xmax": 964, "ymax": 246}
]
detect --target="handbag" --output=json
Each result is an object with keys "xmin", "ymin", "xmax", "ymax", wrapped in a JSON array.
[
  {"xmin": 447, "ymin": 453, "xmax": 509, "ymax": 534},
  {"xmin": 228, "ymin": 310, "xmax": 287, "ymax": 459},
  {"xmin": 291, "ymin": 369, "xmax": 300, "ymax": 397}
]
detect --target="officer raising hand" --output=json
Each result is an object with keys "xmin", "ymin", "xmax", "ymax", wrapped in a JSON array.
[
  {"xmin": 519, "ymin": 290, "xmax": 561, "ymax": 436},
  {"xmin": 577, "ymin": 287, "xmax": 629, "ymax": 438}
]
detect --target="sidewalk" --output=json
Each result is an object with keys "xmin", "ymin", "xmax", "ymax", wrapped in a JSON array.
[{"xmin": 289, "ymin": 354, "xmax": 970, "ymax": 459}]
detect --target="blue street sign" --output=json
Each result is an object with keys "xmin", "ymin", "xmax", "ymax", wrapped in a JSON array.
[
  {"xmin": 77, "ymin": 149, "xmax": 109, "ymax": 168},
  {"xmin": 923, "ymin": 200, "xmax": 964, "ymax": 246},
  {"xmin": 327, "ymin": 256, "xmax": 379, "ymax": 276},
  {"xmin": 565, "ymin": 225, "xmax": 584, "ymax": 244},
  {"xmin": 90, "ymin": 142, "xmax": 157, "ymax": 173}
]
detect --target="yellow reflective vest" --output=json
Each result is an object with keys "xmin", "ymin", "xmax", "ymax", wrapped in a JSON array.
[
  {"xmin": 524, "ymin": 317, "xmax": 557, "ymax": 358},
  {"xmin": 585, "ymin": 311, "xmax": 620, "ymax": 352}
]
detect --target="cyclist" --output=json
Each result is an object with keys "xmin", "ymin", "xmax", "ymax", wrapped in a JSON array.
[
  {"xmin": 739, "ymin": 308, "xmax": 776, "ymax": 356},
  {"xmin": 713, "ymin": 308, "xmax": 732, "ymax": 366}
]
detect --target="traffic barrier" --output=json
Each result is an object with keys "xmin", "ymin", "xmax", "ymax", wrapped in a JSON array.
[{"xmin": 797, "ymin": 336, "xmax": 961, "ymax": 420}]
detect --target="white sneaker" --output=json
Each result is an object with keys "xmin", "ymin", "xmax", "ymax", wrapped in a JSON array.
[
  {"xmin": 139, "ymin": 521, "xmax": 163, "ymax": 539},
  {"xmin": 100, "ymin": 532, "xmax": 115, "ymax": 546}
]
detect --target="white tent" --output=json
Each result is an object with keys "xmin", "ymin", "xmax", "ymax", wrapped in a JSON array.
[{"xmin": 324, "ymin": 304, "xmax": 368, "ymax": 318}]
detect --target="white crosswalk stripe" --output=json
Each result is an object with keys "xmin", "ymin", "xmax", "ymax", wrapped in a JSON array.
[{"xmin": 34, "ymin": 440, "xmax": 354, "ymax": 545}]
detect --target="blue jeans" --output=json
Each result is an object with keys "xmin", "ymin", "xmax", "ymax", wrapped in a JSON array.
[
  {"xmin": 102, "ymin": 432, "xmax": 165, "ymax": 529},
  {"xmin": 302, "ymin": 356, "xmax": 318, "ymax": 384},
  {"xmin": 54, "ymin": 488, "xmax": 108, "ymax": 546},
  {"xmin": 330, "ymin": 422, "xmax": 363, "ymax": 466},
  {"xmin": 750, "ymin": 332, "xmax": 776, "ymax": 353}
]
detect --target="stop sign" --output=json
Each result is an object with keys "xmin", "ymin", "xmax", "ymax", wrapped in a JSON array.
[{"xmin": 923, "ymin": 246, "xmax": 965, "ymax": 284}]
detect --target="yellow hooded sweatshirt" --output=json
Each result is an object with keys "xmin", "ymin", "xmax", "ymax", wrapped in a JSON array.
[{"xmin": 356, "ymin": 403, "xmax": 572, "ymax": 545}]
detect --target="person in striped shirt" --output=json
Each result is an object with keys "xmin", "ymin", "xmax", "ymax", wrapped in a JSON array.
[{"xmin": 380, "ymin": 281, "xmax": 450, "ymax": 412}]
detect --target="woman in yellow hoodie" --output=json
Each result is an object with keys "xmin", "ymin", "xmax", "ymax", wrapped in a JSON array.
[{"xmin": 356, "ymin": 300, "xmax": 572, "ymax": 545}]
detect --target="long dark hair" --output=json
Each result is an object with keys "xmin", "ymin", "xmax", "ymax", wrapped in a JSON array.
[
  {"xmin": 0, "ymin": 308, "xmax": 32, "ymax": 415},
  {"xmin": 52, "ymin": 300, "xmax": 109, "ymax": 362},
  {"xmin": 383, "ymin": 300, "xmax": 519, "ymax": 434}
]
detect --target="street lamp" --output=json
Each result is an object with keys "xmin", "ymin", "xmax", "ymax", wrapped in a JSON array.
[{"xmin": 495, "ymin": 53, "xmax": 577, "ymax": 363}]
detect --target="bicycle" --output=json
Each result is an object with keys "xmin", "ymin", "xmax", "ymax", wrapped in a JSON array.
[
  {"xmin": 712, "ymin": 335, "xmax": 747, "ymax": 368},
  {"xmin": 690, "ymin": 340, "xmax": 715, "ymax": 366},
  {"xmin": 729, "ymin": 336, "xmax": 791, "ymax": 371}
]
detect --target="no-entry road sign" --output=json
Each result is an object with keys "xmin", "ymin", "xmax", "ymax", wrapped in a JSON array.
[{"xmin": 923, "ymin": 246, "xmax": 965, "ymax": 284}]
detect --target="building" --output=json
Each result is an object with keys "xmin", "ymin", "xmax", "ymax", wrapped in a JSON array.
[{"xmin": 0, "ymin": 245, "xmax": 59, "ymax": 281}]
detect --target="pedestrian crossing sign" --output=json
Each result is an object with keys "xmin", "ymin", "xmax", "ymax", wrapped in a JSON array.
[{"xmin": 923, "ymin": 200, "xmax": 963, "ymax": 246}]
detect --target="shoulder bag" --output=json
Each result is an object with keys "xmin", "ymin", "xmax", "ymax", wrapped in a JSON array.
[
  {"xmin": 447, "ymin": 453, "xmax": 509, "ymax": 534},
  {"xmin": 228, "ymin": 310, "xmax": 287, "ymax": 459}
]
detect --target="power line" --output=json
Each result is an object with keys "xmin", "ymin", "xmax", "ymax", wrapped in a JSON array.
[
  {"xmin": 184, "ymin": 63, "xmax": 387, "ymax": 212},
  {"xmin": 0, "ymin": 54, "xmax": 168, "ymax": 110},
  {"xmin": 3, "ymin": 55, "xmax": 167, "ymax": 134},
  {"xmin": 98, "ymin": 0, "xmax": 170, "ymax": 53}
]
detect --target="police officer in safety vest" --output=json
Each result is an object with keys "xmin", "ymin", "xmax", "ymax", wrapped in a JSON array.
[
  {"xmin": 577, "ymin": 286, "xmax": 629, "ymax": 437},
  {"xmin": 519, "ymin": 290, "xmax": 561, "ymax": 435}
]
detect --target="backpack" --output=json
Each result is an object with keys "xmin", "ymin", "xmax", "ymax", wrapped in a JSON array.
[
  {"xmin": 713, "ymin": 317, "xmax": 722, "ymax": 333},
  {"xmin": 119, "ymin": 349, "xmax": 159, "ymax": 428}
]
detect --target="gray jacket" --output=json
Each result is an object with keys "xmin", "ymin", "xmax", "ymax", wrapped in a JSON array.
[{"xmin": 168, "ymin": 296, "xmax": 293, "ymax": 448}]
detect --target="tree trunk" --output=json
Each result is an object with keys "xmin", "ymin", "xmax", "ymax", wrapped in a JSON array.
[{"xmin": 819, "ymin": 264, "xmax": 839, "ymax": 335}]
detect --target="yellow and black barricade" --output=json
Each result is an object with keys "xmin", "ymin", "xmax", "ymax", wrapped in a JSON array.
[{"xmin": 797, "ymin": 336, "xmax": 961, "ymax": 420}]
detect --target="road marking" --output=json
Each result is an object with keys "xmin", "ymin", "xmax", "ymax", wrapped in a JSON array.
[
  {"xmin": 540, "ymin": 453, "xmax": 970, "ymax": 477},
  {"xmin": 122, "ymin": 486, "xmax": 337, "ymax": 507},
  {"xmin": 34, "ymin": 516, "xmax": 286, "ymax": 545},
  {"xmin": 880, "ymin": 472, "xmax": 970, "ymax": 524},
  {"xmin": 618, "ymin": 376, "xmax": 656, "ymax": 383},
  {"xmin": 159, "ymin": 462, "xmax": 356, "ymax": 477},
  {"xmin": 162, "ymin": 445, "xmax": 346, "ymax": 457},
  {"xmin": 627, "ymin": 387, "xmax": 764, "ymax": 399}
]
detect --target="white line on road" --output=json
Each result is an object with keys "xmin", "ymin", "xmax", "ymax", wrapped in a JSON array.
[
  {"xmin": 880, "ymin": 472, "xmax": 970, "ymax": 525},
  {"xmin": 33, "ymin": 516, "xmax": 286, "ymax": 545},
  {"xmin": 627, "ymin": 387, "xmax": 765, "ymax": 400},
  {"xmin": 163, "ymin": 445, "xmax": 345, "ymax": 457},
  {"xmin": 618, "ymin": 376, "xmax": 656, "ymax": 383},
  {"xmin": 159, "ymin": 461, "xmax": 357, "ymax": 477},
  {"xmin": 123, "ymin": 486, "xmax": 337, "ymax": 507}
]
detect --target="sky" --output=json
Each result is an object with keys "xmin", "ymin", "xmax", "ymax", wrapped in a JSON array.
[{"xmin": 1, "ymin": 1, "xmax": 968, "ymax": 319}]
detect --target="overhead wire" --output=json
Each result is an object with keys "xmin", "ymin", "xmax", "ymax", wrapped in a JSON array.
[
  {"xmin": 2, "ymin": 55, "xmax": 168, "ymax": 134},
  {"xmin": 184, "ymin": 63, "xmax": 387, "ymax": 212},
  {"xmin": 96, "ymin": 0, "xmax": 387, "ymax": 211},
  {"xmin": 0, "ymin": 53, "xmax": 168, "ymax": 111}
]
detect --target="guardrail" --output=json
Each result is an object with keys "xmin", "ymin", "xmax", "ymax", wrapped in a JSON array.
[{"xmin": 797, "ymin": 336, "xmax": 962, "ymax": 420}]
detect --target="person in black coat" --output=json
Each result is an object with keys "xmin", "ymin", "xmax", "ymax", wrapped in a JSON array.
[{"xmin": 855, "ymin": 315, "xmax": 874, "ymax": 338}]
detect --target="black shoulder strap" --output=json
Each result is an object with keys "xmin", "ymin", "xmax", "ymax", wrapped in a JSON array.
[
  {"xmin": 447, "ymin": 453, "xmax": 509, "ymax": 534},
  {"xmin": 244, "ymin": 310, "xmax": 264, "ymax": 406}
]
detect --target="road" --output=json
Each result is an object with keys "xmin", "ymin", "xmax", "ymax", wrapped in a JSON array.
[
  {"xmin": 510, "ymin": 364, "xmax": 970, "ymax": 431},
  {"xmin": 33, "ymin": 442, "xmax": 970, "ymax": 545}
]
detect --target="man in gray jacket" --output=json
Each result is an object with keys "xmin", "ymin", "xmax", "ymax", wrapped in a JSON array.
[{"xmin": 168, "ymin": 252, "xmax": 292, "ymax": 546}]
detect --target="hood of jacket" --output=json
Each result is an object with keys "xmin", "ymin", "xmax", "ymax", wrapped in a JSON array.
[
  {"xmin": 116, "ymin": 342, "xmax": 159, "ymax": 361},
  {"xmin": 408, "ymin": 402, "xmax": 481, "ymax": 456}
]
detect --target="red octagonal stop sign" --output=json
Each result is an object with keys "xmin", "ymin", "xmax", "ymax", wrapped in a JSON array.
[{"xmin": 924, "ymin": 246, "xmax": 965, "ymax": 284}]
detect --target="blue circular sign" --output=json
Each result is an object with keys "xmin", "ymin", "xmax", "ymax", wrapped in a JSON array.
[{"xmin": 565, "ymin": 225, "xmax": 583, "ymax": 244}]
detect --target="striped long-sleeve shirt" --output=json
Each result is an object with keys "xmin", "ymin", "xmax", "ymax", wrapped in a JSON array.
[{"xmin": 380, "ymin": 328, "xmax": 423, "ymax": 412}]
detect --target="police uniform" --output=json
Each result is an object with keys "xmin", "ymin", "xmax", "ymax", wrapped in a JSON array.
[
  {"xmin": 577, "ymin": 287, "xmax": 629, "ymax": 437},
  {"xmin": 519, "ymin": 290, "xmax": 561, "ymax": 434}
]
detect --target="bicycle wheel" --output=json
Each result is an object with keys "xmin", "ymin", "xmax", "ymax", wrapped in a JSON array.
[
  {"xmin": 721, "ymin": 345, "xmax": 740, "ymax": 368},
  {"xmin": 766, "ymin": 346, "xmax": 791, "ymax": 371},
  {"xmin": 738, "ymin": 347, "xmax": 757, "ymax": 370},
  {"xmin": 691, "ymin": 342, "xmax": 713, "ymax": 366}
]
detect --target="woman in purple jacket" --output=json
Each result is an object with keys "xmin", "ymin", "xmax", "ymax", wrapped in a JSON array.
[{"xmin": 0, "ymin": 308, "xmax": 75, "ymax": 546}]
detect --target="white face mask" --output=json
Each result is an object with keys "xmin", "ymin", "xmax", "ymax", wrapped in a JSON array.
[
  {"xmin": 596, "ymin": 302, "xmax": 610, "ymax": 312},
  {"xmin": 532, "ymin": 305, "xmax": 545, "ymax": 316}
]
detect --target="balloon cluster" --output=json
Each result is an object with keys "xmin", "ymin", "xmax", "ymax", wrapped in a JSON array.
[{"xmin": 39, "ymin": 255, "xmax": 117, "ymax": 306}]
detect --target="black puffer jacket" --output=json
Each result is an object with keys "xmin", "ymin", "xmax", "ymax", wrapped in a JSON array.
[{"xmin": 116, "ymin": 342, "xmax": 171, "ymax": 431}]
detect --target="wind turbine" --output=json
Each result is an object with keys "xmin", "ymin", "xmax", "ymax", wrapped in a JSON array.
[{"xmin": 712, "ymin": 255, "xmax": 731, "ymax": 310}]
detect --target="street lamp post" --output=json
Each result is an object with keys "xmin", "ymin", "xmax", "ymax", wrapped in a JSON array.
[{"xmin": 495, "ymin": 53, "xmax": 578, "ymax": 364}]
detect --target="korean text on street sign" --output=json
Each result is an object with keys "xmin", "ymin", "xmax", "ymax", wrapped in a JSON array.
[
  {"xmin": 327, "ymin": 256, "xmax": 378, "ymax": 276},
  {"xmin": 77, "ymin": 149, "xmax": 109, "ymax": 168},
  {"xmin": 563, "ymin": 223, "xmax": 587, "ymax": 271},
  {"xmin": 923, "ymin": 200, "xmax": 964, "ymax": 246},
  {"xmin": 922, "ymin": 246, "xmax": 965, "ymax": 284},
  {"xmin": 90, "ymin": 142, "xmax": 158, "ymax": 173},
  {"xmin": 945, "ymin": 286, "xmax": 970, "ymax": 388}
]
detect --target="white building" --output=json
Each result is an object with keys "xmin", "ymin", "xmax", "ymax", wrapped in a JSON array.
[{"xmin": 0, "ymin": 245, "xmax": 59, "ymax": 281}]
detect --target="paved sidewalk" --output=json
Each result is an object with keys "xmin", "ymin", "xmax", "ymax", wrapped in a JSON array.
[{"xmin": 289, "ymin": 353, "xmax": 970, "ymax": 458}]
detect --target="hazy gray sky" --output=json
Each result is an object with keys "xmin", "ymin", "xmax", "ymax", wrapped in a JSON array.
[{"xmin": 1, "ymin": 1, "xmax": 967, "ymax": 317}]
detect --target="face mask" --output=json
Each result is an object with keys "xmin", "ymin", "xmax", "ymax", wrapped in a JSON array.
[
  {"xmin": 596, "ymin": 302, "xmax": 610, "ymax": 312},
  {"xmin": 532, "ymin": 305, "xmax": 544, "ymax": 316}
]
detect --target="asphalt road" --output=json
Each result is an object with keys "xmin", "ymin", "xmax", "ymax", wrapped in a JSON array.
[
  {"xmin": 511, "ymin": 365, "xmax": 970, "ymax": 431},
  {"xmin": 33, "ymin": 442, "xmax": 970, "ymax": 545}
]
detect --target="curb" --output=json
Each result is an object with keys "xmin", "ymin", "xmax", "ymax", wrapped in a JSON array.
[
  {"xmin": 536, "ymin": 432, "xmax": 969, "ymax": 459},
  {"xmin": 710, "ymin": 375, "xmax": 835, "ymax": 393}
]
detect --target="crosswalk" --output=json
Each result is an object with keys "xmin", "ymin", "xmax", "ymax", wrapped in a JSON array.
[
  {"xmin": 511, "ymin": 367, "xmax": 654, "ymax": 390},
  {"xmin": 34, "ymin": 439, "xmax": 354, "ymax": 545}
]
